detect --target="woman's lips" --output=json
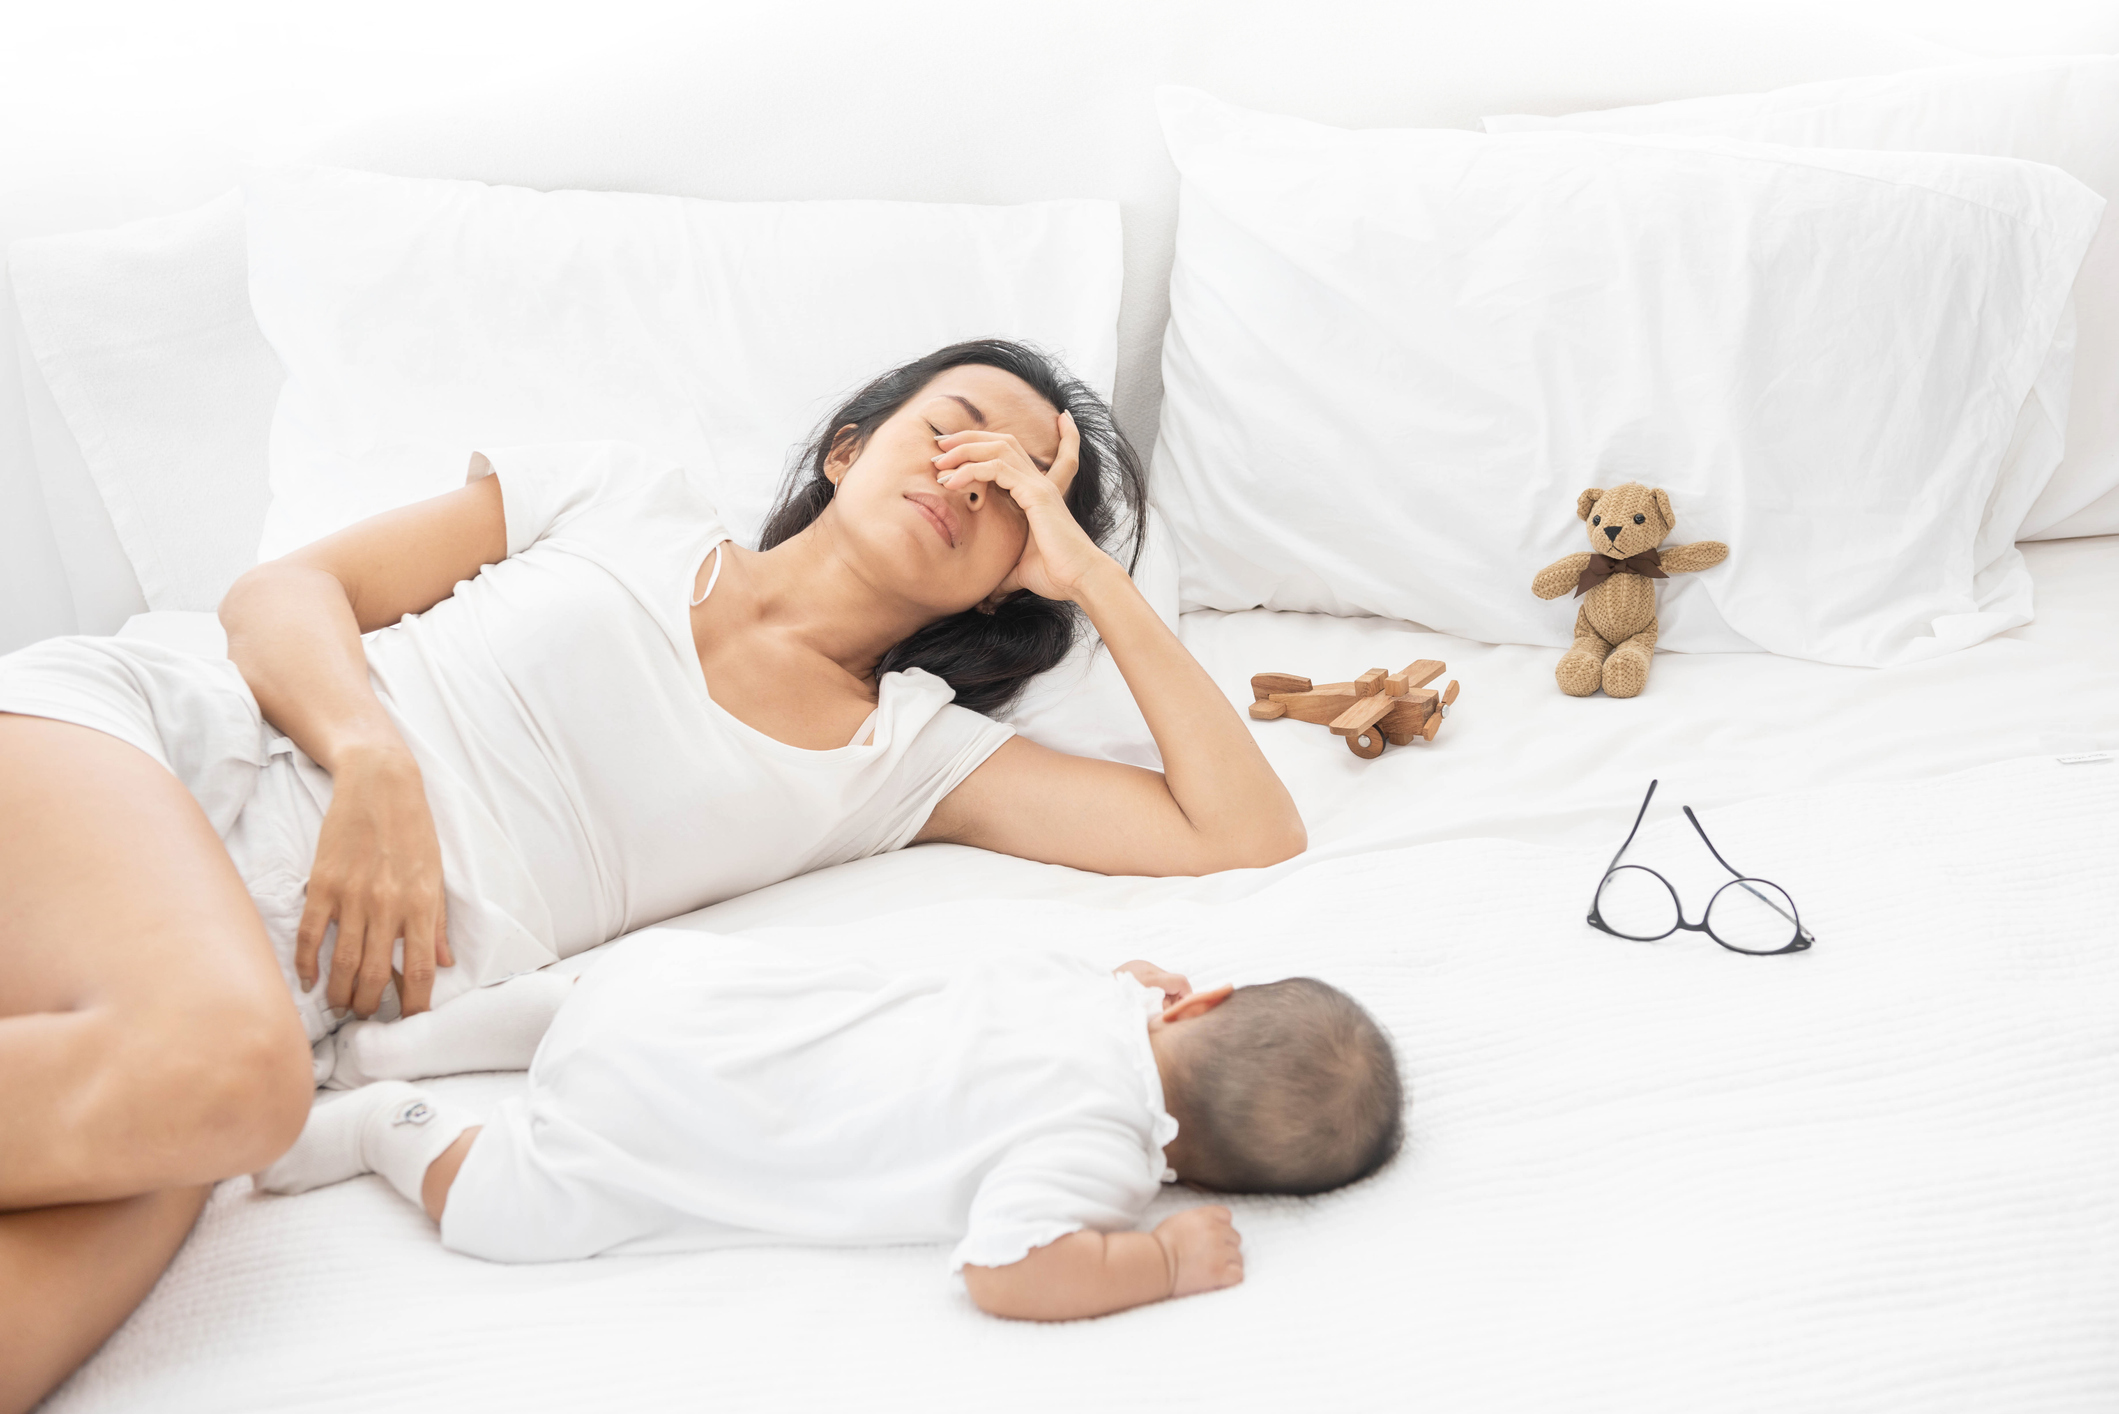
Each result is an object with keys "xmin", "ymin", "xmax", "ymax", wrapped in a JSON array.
[{"xmin": 903, "ymin": 492, "xmax": 960, "ymax": 548}]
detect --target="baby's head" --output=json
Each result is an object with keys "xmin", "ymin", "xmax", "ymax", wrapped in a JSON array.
[{"xmin": 1152, "ymin": 978, "xmax": 1404, "ymax": 1196}]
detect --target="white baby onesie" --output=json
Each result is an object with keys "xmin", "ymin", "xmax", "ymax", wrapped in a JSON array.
[{"xmin": 441, "ymin": 932, "xmax": 1180, "ymax": 1270}]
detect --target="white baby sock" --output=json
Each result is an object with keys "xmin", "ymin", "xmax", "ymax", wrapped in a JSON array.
[
  {"xmin": 255, "ymin": 1081, "xmax": 474, "ymax": 1211},
  {"xmin": 324, "ymin": 969, "xmax": 575, "ymax": 1089}
]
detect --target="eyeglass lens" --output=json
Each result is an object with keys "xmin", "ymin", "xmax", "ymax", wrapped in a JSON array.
[
  {"xmin": 1595, "ymin": 865, "xmax": 1679, "ymax": 940},
  {"xmin": 1705, "ymin": 879, "xmax": 1801, "ymax": 954},
  {"xmin": 1595, "ymin": 868, "xmax": 1804, "ymax": 951}
]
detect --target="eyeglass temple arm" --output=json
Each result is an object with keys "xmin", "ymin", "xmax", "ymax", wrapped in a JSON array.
[
  {"xmin": 1604, "ymin": 780, "xmax": 1658, "ymax": 877},
  {"xmin": 1680, "ymin": 805, "xmax": 1745, "ymax": 879},
  {"xmin": 1681, "ymin": 805, "xmax": 1811, "ymax": 937}
]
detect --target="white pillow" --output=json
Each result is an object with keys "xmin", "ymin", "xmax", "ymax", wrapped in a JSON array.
[
  {"xmin": 1151, "ymin": 87, "xmax": 2102, "ymax": 668},
  {"xmin": 246, "ymin": 164, "xmax": 1121, "ymax": 557},
  {"xmin": 9, "ymin": 192, "xmax": 282, "ymax": 612},
  {"xmin": 1483, "ymin": 55, "xmax": 2119, "ymax": 542}
]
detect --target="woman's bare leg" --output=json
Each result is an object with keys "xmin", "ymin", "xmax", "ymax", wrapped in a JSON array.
[
  {"xmin": 0, "ymin": 714, "xmax": 313, "ymax": 1413},
  {"xmin": 0, "ymin": 1185, "xmax": 211, "ymax": 1414}
]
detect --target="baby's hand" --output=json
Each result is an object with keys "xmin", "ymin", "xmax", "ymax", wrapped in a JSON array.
[
  {"xmin": 1116, "ymin": 960, "xmax": 1192, "ymax": 1007},
  {"xmin": 1153, "ymin": 1205, "xmax": 1244, "ymax": 1299}
]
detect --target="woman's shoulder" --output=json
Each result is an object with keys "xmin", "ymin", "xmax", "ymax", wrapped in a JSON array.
[
  {"xmin": 873, "ymin": 667, "xmax": 997, "ymax": 731},
  {"xmin": 478, "ymin": 440, "xmax": 708, "ymax": 507},
  {"xmin": 866, "ymin": 668, "xmax": 1016, "ymax": 772},
  {"xmin": 475, "ymin": 441, "xmax": 726, "ymax": 557}
]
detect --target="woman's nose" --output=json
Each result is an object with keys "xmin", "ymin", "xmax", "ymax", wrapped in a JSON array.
[{"xmin": 935, "ymin": 468, "xmax": 981, "ymax": 513}]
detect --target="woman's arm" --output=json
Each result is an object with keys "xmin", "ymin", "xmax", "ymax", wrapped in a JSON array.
[
  {"xmin": 920, "ymin": 565, "xmax": 1304, "ymax": 875},
  {"xmin": 219, "ymin": 474, "xmax": 508, "ymax": 1014},
  {"xmin": 915, "ymin": 416, "xmax": 1304, "ymax": 876},
  {"xmin": 961, "ymin": 1206, "xmax": 1244, "ymax": 1321}
]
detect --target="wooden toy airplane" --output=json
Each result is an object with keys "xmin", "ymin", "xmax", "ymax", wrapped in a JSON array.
[{"xmin": 1247, "ymin": 659, "xmax": 1461, "ymax": 759}]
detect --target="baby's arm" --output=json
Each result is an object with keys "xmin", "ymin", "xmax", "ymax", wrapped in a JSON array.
[
  {"xmin": 962, "ymin": 1206, "xmax": 1244, "ymax": 1321},
  {"xmin": 1114, "ymin": 960, "xmax": 1190, "ymax": 1007},
  {"xmin": 325, "ymin": 969, "xmax": 574, "ymax": 1087}
]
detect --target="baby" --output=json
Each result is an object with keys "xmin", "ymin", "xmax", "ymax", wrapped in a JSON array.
[{"xmin": 259, "ymin": 931, "xmax": 1403, "ymax": 1320}]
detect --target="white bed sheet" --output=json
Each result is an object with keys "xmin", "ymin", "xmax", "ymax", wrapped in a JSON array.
[
  {"xmin": 68, "ymin": 534, "xmax": 2119, "ymax": 1413},
  {"xmin": 46, "ymin": 755, "xmax": 2119, "ymax": 1414},
  {"xmin": 1182, "ymin": 533, "xmax": 2119, "ymax": 852}
]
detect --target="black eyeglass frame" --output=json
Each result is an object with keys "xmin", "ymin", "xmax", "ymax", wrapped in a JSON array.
[{"xmin": 1586, "ymin": 780, "xmax": 1815, "ymax": 956}]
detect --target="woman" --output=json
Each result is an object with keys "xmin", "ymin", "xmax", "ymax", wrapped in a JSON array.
[{"xmin": 0, "ymin": 340, "xmax": 1303, "ymax": 1409}]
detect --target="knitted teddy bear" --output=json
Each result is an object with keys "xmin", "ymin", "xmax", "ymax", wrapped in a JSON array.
[{"xmin": 1530, "ymin": 482, "xmax": 1727, "ymax": 698}]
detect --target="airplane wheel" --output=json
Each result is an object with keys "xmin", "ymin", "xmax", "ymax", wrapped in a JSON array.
[{"xmin": 1348, "ymin": 728, "xmax": 1386, "ymax": 759}]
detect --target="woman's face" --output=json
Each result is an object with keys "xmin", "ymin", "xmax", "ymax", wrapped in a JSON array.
[{"xmin": 824, "ymin": 364, "xmax": 1063, "ymax": 615}]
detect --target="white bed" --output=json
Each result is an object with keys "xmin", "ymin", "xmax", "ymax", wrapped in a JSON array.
[
  {"xmin": 48, "ymin": 536, "xmax": 2119, "ymax": 1414},
  {"xmin": 12, "ymin": 9, "xmax": 2119, "ymax": 1412}
]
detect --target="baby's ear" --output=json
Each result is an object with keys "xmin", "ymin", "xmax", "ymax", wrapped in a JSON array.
[
  {"xmin": 1576, "ymin": 488, "xmax": 1603, "ymax": 521},
  {"xmin": 1652, "ymin": 487, "xmax": 1675, "ymax": 532},
  {"xmin": 1161, "ymin": 982, "xmax": 1236, "ymax": 1024}
]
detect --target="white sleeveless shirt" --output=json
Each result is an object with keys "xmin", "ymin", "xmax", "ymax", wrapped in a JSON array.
[{"xmin": 363, "ymin": 441, "xmax": 1014, "ymax": 966}]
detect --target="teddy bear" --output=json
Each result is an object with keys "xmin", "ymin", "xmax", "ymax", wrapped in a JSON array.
[{"xmin": 1530, "ymin": 483, "xmax": 1727, "ymax": 699}]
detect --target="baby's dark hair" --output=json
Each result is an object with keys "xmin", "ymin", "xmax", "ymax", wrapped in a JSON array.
[{"xmin": 1169, "ymin": 978, "xmax": 1404, "ymax": 1195}]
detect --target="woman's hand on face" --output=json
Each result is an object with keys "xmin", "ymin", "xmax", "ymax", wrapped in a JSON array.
[
  {"xmin": 932, "ymin": 410, "xmax": 1113, "ymax": 602},
  {"xmin": 296, "ymin": 745, "xmax": 453, "ymax": 1017}
]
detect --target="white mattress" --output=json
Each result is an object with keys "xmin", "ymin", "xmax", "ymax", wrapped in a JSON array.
[{"xmin": 58, "ymin": 534, "xmax": 2119, "ymax": 1413}]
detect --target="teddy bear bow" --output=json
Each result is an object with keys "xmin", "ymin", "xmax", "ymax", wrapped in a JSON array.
[{"xmin": 1573, "ymin": 549, "xmax": 1668, "ymax": 597}]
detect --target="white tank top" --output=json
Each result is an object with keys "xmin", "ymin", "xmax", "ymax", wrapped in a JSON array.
[{"xmin": 361, "ymin": 441, "xmax": 1014, "ymax": 959}]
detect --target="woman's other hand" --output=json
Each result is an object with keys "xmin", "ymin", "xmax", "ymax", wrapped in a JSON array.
[
  {"xmin": 296, "ymin": 745, "xmax": 453, "ymax": 1017},
  {"xmin": 226, "ymin": 475, "xmax": 505, "ymax": 1018},
  {"xmin": 1116, "ymin": 960, "xmax": 1192, "ymax": 1007},
  {"xmin": 933, "ymin": 410, "xmax": 1111, "ymax": 602}
]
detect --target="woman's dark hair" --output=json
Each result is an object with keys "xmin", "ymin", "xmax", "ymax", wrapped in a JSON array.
[{"xmin": 757, "ymin": 339, "xmax": 1147, "ymax": 717}]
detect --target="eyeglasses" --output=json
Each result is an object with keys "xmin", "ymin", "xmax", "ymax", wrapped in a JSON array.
[{"xmin": 1587, "ymin": 781, "xmax": 1814, "ymax": 956}]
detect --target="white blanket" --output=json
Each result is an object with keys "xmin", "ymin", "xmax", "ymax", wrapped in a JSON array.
[{"xmin": 48, "ymin": 756, "xmax": 2119, "ymax": 1413}]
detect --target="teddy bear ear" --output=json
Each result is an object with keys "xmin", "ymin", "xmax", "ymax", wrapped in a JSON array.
[
  {"xmin": 1652, "ymin": 487, "xmax": 1674, "ymax": 531},
  {"xmin": 1576, "ymin": 488, "xmax": 1603, "ymax": 521}
]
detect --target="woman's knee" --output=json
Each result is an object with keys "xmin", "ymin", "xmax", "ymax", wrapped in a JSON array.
[
  {"xmin": 10, "ymin": 999, "xmax": 310, "ymax": 1205},
  {"xmin": 214, "ymin": 1010, "xmax": 314, "ymax": 1165},
  {"xmin": 135, "ymin": 1000, "xmax": 313, "ymax": 1174}
]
